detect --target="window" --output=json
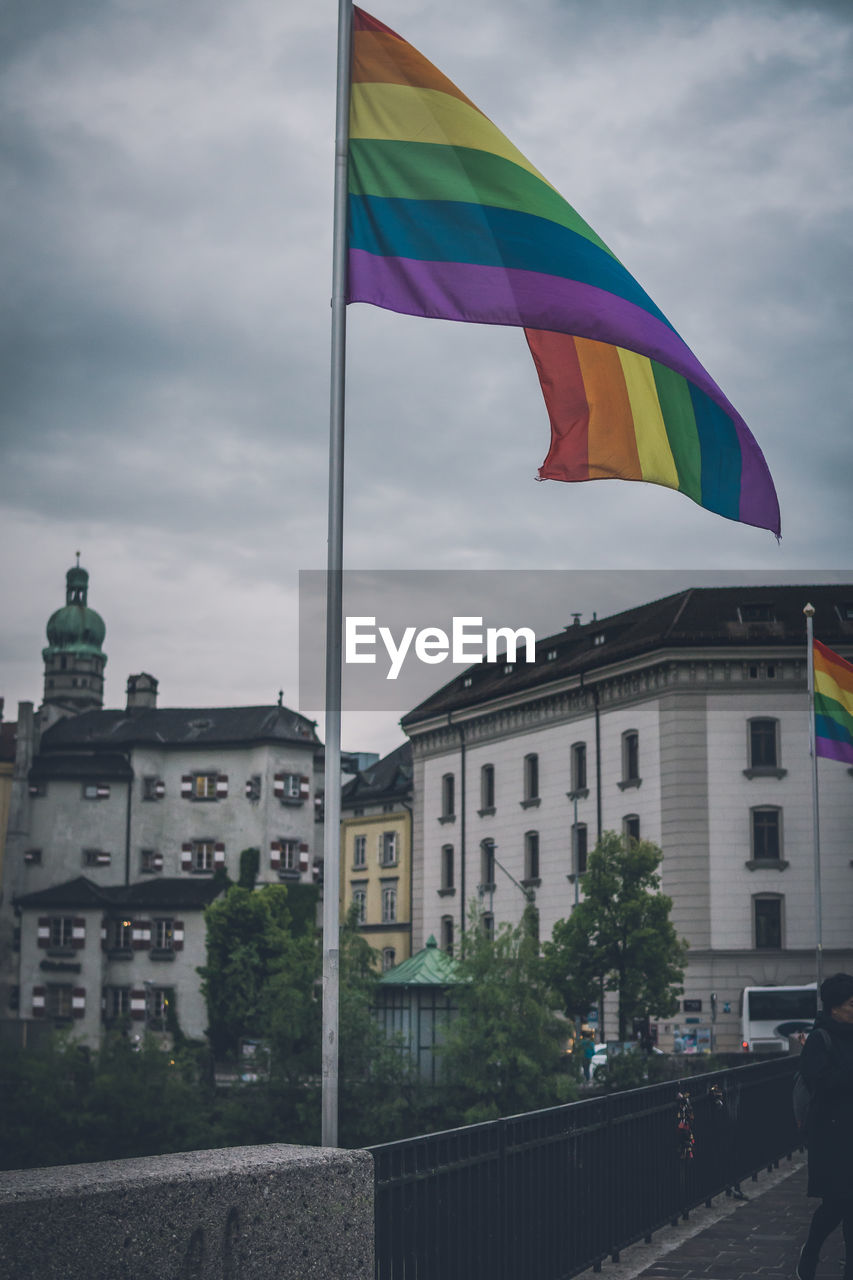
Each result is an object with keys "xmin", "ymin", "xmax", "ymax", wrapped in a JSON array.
[
  {"xmin": 106, "ymin": 918, "xmax": 133, "ymax": 951},
  {"xmin": 746, "ymin": 719, "xmax": 784, "ymax": 776},
  {"xmin": 480, "ymin": 764, "xmax": 495, "ymax": 813},
  {"xmin": 24, "ymin": 848, "xmax": 42, "ymax": 865},
  {"xmin": 480, "ymin": 839, "xmax": 495, "ymax": 890},
  {"xmin": 83, "ymin": 849, "xmax": 111, "ymax": 867},
  {"xmin": 275, "ymin": 773, "xmax": 304, "ymax": 801},
  {"xmin": 193, "ymin": 774, "xmax": 218, "ymax": 800},
  {"xmin": 441, "ymin": 773, "xmax": 455, "ymax": 820},
  {"xmin": 244, "ymin": 775, "xmax": 261, "ymax": 801},
  {"xmin": 754, "ymin": 896, "xmax": 783, "ymax": 949},
  {"xmin": 620, "ymin": 731, "xmax": 640, "ymax": 788},
  {"xmin": 524, "ymin": 831, "xmax": 540, "ymax": 882},
  {"xmin": 153, "ymin": 919, "xmax": 174, "ymax": 951},
  {"xmin": 382, "ymin": 947, "xmax": 397, "ymax": 972},
  {"xmin": 522, "ymin": 753, "xmax": 539, "ymax": 805},
  {"xmin": 193, "ymin": 840, "xmax": 215, "ymax": 872},
  {"xmin": 45, "ymin": 984, "xmax": 73, "ymax": 1019},
  {"xmin": 103, "ymin": 987, "xmax": 130, "ymax": 1021},
  {"xmin": 381, "ymin": 885, "xmax": 397, "ymax": 924},
  {"xmin": 570, "ymin": 742, "xmax": 587, "ymax": 793},
  {"xmin": 440, "ymin": 844, "xmax": 455, "ymax": 892},
  {"xmin": 573, "ymin": 823, "xmax": 588, "ymax": 875},
  {"xmin": 353, "ymin": 834, "xmax": 367, "ymax": 869},
  {"xmin": 143, "ymin": 776, "xmax": 165, "ymax": 801},
  {"xmin": 751, "ymin": 807, "xmax": 782, "ymax": 862},
  {"xmin": 380, "ymin": 831, "xmax": 398, "ymax": 867},
  {"xmin": 149, "ymin": 988, "xmax": 171, "ymax": 1025},
  {"xmin": 481, "ymin": 912, "xmax": 495, "ymax": 940},
  {"xmin": 82, "ymin": 782, "xmax": 109, "ymax": 800},
  {"xmin": 352, "ymin": 885, "xmax": 367, "ymax": 925},
  {"xmin": 49, "ymin": 917, "xmax": 74, "ymax": 949},
  {"xmin": 140, "ymin": 849, "xmax": 162, "ymax": 874},
  {"xmin": 623, "ymin": 814, "xmax": 640, "ymax": 845},
  {"xmin": 441, "ymin": 915, "xmax": 454, "ymax": 956}
]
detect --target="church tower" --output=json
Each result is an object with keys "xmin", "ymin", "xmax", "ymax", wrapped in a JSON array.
[{"xmin": 42, "ymin": 556, "xmax": 107, "ymax": 715}]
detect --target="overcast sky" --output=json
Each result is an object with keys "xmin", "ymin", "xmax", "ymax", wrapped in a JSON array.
[{"xmin": 2, "ymin": 0, "xmax": 851, "ymax": 759}]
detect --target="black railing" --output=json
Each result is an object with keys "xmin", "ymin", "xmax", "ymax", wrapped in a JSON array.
[{"xmin": 369, "ymin": 1056, "xmax": 800, "ymax": 1280}]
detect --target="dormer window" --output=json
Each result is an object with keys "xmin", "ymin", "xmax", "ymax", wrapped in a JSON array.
[{"xmin": 738, "ymin": 603, "xmax": 775, "ymax": 623}]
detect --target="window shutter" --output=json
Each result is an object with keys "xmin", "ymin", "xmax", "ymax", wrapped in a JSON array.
[
  {"xmin": 32, "ymin": 986, "xmax": 46, "ymax": 1016},
  {"xmin": 270, "ymin": 841, "xmax": 281, "ymax": 871},
  {"xmin": 173, "ymin": 922, "xmax": 185, "ymax": 952},
  {"xmin": 132, "ymin": 921, "xmax": 151, "ymax": 950},
  {"xmin": 214, "ymin": 842, "xmax": 226, "ymax": 868},
  {"xmin": 37, "ymin": 918, "xmax": 50, "ymax": 949},
  {"xmin": 155, "ymin": 779, "xmax": 165, "ymax": 799},
  {"xmin": 130, "ymin": 989, "xmax": 147, "ymax": 1021},
  {"xmin": 96, "ymin": 850, "xmax": 111, "ymax": 866},
  {"xmin": 100, "ymin": 920, "xmax": 108, "ymax": 949},
  {"xmin": 299, "ymin": 776, "xmax": 310, "ymax": 800},
  {"xmin": 153, "ymin": 852, "xmax": 163, "ymax": 872},
  {"xmin": 96, "ymin": 784, "xmax": 110, "ymax": 799},
  {"xmin": 72, "ymin": 988, "xmax": 86, "ymax": 1019},
  {"xmin": 72, "ymin": 918, "xmax": 86, "ymax": 950},
  {"xmin": 274, "ymin": 774, "xmax": 284, "ymax": 798},
  {"xmin": 181, "ymin": 775, "xmax": 192, "ymax": 798},
  {"xmin": 216, "ymin": 775, "xmax": 228, "ymax": 798},
  {"xmin": 181, "ymin": 843, "xmax": 193, "ymax": 871},
  {"xmin": 299, "ymin": 843, "xmax": 310, "ymax": 873}
]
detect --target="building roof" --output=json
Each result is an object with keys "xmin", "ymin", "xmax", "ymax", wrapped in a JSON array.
[
  {"xmin": 341, "ymin": 741, "xmax": 413, "ymax": 810},
  {"xmin": 377, "ymin": 934, "xmax": 458, "ymax": 987},
  {"xmin": 15, "ymin": 876, "xmax": 224, "ymax": 911},
  {"xmin": 401, "ymin": 584, "xmax": 853, "ymax": 727},
  {"xmin": 39, "ymin": 704, "xmax": 321, "ymax": 753},
  {"xmin": 30, "ymin": 751, "xmax": 133, "ymax": 783}
]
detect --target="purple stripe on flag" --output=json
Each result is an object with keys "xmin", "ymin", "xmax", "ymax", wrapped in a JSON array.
[
  {"xmin": 349, "ymin": 249, "xmax": 728, "ymax": 409},
  {"xmin": 816, "ymin": 737, "xmax": 853, "ymax": 766}
]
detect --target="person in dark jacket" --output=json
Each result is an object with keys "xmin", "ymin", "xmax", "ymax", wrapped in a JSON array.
[{"xmin": 796, "ymin": 972, "xmax": 853, "ymax": 1280}]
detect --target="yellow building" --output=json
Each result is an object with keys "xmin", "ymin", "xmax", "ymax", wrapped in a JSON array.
[{"xmin": 340, "ymin": 743, "xmax": 412, "ymax": 971}]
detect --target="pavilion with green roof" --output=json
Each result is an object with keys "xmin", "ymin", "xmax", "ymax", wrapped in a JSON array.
[{"xmin": 375, "ymin": 935, "xmax": 459, "ymax": 1085}]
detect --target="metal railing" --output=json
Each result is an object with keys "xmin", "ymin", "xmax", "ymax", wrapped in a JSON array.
[{"xmin": 369, "ymin": 1056, "xmax": 800, "ymax": 1280}]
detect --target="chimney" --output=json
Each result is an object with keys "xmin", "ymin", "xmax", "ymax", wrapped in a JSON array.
[{"xmin": 126, "ymin": 673, "xmax": 158, "ymax": 711}]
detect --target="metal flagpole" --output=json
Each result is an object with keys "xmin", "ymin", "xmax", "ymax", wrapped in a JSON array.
[
  {"xmin": 321, "ymin": 0, "xmax": 353, "ymax": 1149},
  {"xmin": 803, "ymin": 603, "xmax": 823, "ymax": 995}
]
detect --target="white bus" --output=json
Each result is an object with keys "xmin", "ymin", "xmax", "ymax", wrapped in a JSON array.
[{"xmin": 740, "ymin": 984, "xmax": 817, "ymax": 1053}]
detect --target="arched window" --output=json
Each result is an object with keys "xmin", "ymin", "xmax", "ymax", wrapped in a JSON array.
[
  {"xmin": 570, "ymin": 742, "xmax": 587, "ymax": 793},
  {"xmin": 523, "ymin": 753, "xmax": 539, "ymax": 804},
  {"xmin": 441, "ymin": 773, "xmax": 455, "ymax": 819},
  {"xmin": 620, "ymin": 731, "xmax": 640, "ymax": 786},
  {"xmin": 441, "ymin": 915, "xmax": 454, "ymax": 956},
  {"xmin": 480, "ymin": 763, "xmax": 495, "ymax": 813},
  {"xmin": 480, "ymin": 839, "xmax": 495, "ymax": 890},
  {"xmin": 523, "ymin": 831, "xmax": 540, "ymax": 882},
  {"xmin": 440, "ymin": 844, "xmax": 454, "ymax": 891},
  {"xmin": 753, "ymin": 894, "xmax": 783, "ymax": 949},
  {"xmin": 751, "ymin": 807, "xmax": 782, "ymax": 862},
  {"xmin": 623, "ymin": 814, "xmax": 640, "ymax": 844},
  {"xmin": 573, "ymin": 823, "xmax": 588, "ymax": 875}
]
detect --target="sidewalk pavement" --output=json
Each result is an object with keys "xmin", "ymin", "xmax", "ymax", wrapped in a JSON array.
[{"xmin": 583, "ymin": 1155, "xmax": 847, "ymax": 1280}]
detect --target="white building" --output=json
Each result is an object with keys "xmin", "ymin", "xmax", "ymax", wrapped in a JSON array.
[
  {"xmin": 1, "ymin": 562, "xmax": 324, "ymax": 1046},
  {"xmin": 401, "ymin": 584, "xmax": 853, "ymax": 1052}
]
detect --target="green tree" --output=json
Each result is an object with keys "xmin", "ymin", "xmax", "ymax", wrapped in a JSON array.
[
  {"xmin": 198, "ymin": 883, "xmax": 319, "ymax": 1062},
  {"xmin": 439, "ymin": 905, "xmax": 573, "ymax": 1124},
  {"xmin": 544, "ymin": 832, "xmax": 688, "ymax": 1041}
]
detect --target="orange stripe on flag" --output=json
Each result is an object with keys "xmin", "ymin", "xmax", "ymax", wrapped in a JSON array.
[{"xmin": 575, "ymin": 336, "xmax": 642, "ymax": 481}]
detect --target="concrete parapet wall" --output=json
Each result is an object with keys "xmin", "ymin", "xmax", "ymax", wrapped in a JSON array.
[{"xmin": 0, "ymin": 1143, "xmax": 374, "ymax": 1280}]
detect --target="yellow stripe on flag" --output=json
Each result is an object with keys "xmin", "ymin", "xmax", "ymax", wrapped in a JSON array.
[{"xmin": 617, "ymin": 347, "xmax": 679, "ymax": 489}]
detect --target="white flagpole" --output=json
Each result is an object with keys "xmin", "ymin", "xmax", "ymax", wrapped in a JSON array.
[
  {"xmin": 803, "ymin": 603, "xmax": 823, "ymax": 995},
  {"xmin": 321, "ymin": 0, "xmax": 353, "ymax": 1149}
]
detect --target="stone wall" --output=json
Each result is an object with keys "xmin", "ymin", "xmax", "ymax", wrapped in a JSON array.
[{"xmin": 0, "ymin": 1144, "xmax": 374, "ymax": 1280}]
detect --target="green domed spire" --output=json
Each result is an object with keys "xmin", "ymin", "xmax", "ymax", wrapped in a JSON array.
[
  {"xmin": 44, "ymin": 557, "xmax": 106, "ymax": 656},
  {"xmin": 42, "ymin": 556, "xmax": 107, "ymax": 713}
]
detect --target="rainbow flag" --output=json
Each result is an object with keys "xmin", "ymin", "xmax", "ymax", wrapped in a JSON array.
[
  {"xmin": 348, "ymin": 8, "xmax": 781, "ymax": 536},
  {"xmin": 814, "ymin": 639, "xmax": 853, "ymax": 765}
]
